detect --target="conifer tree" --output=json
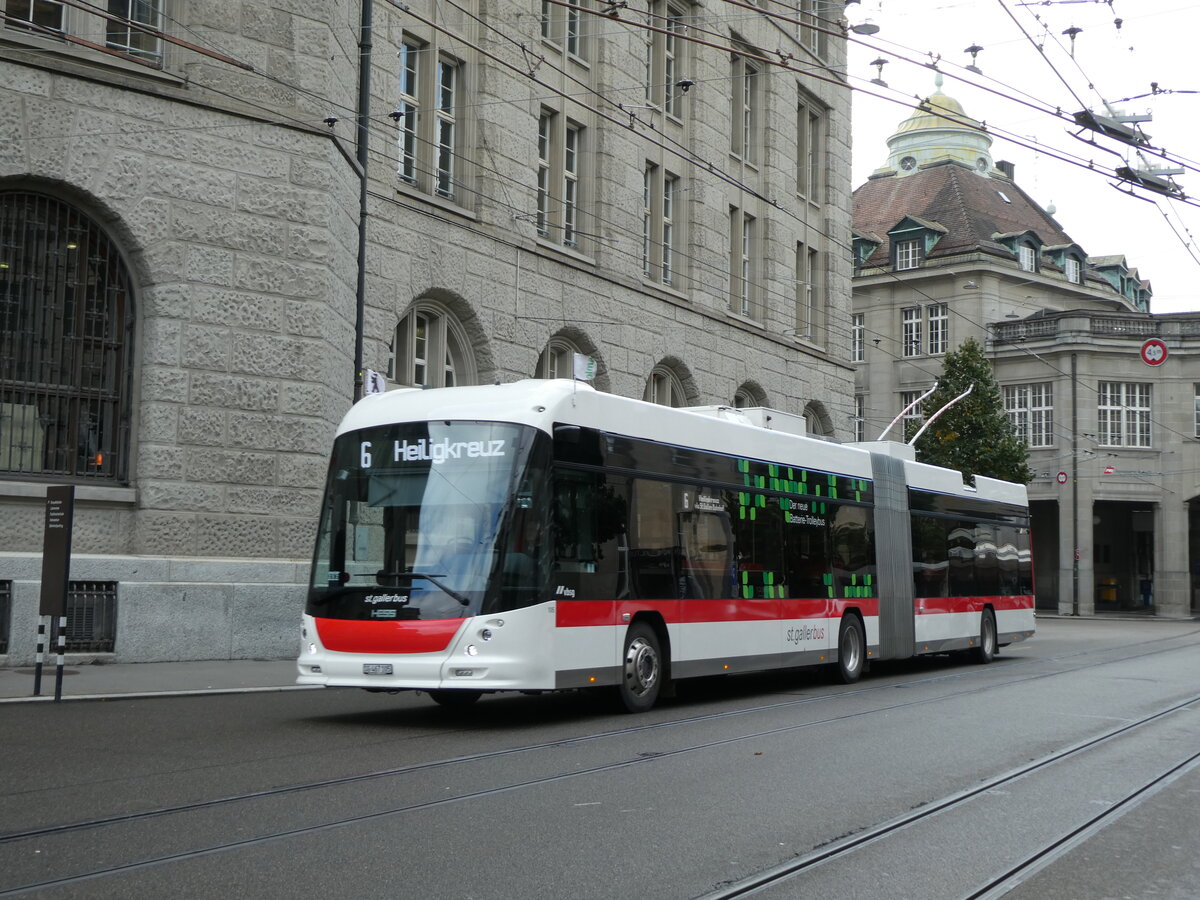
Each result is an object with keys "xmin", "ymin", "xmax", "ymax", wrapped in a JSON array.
[{"xmin": 910, "ymin": 337, "xmax": 1033, "ymax": 485}]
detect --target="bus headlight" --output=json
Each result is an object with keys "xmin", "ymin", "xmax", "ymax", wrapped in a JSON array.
[
  {"xmin": 307, "ymin": 643, "xmax": 318, "ymax": 655},
  {"xmin": 479, "ymin": 628, "xmax": 494, "ymax": 641},
  {"xmin": 465, "ymin": 644, "xmax": 479, "ymax": 656}
]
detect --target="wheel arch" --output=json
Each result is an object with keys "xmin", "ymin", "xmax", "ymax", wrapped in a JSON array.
[{"xmin": 629, "ymin": 611, "xmax": 672, "ymax": 681}]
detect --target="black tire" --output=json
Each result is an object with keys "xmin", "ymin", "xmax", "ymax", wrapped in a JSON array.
[
  {"xmin": 428, "ymin": 689, "xmax": 483, "ymax": 708},
  {"xmin": 835, "ymin": 614, "xmax": 865, "ymax": 684},
  {"xmin": 617, "ymin": 622, "xmax": 663, "ymax": 713},
  {"xmin": 973, "ymin": 608, "xmax": 998, "ymax": 664}
]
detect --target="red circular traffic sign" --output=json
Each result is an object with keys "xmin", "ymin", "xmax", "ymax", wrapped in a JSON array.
[
  {"xmin": 1140, "ymin": 338, "xmax": 1168, "ymax": 366},
  {"xmin": 1056, "ymin": 471, "xmax": 1068, "ymax": 484}
]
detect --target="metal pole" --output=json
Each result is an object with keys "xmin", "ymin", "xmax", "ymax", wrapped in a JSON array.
[
  {"xmin": 1071, "ymin": 352, "xmax": 1079, "ymax": 616},
  {"xmin": 33, "ymin": 616, "xmax": 46, "ymax": 696},
  {"xmin": 53, "ymin": 615, "xmax": 66, "ymax": 702},
  {"xmin": 353, "ymin": 0, "xmax": 373, "ymax": 402}
]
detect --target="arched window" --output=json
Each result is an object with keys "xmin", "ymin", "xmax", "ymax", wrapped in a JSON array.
[
  {"xmin": 733, "ymin": 382, "xmax": 766, "ymax": 409},
  {"xmin": 0, "ymin": 191, "xmax": 134, "ymax": 482},
  {"xmin": 390, "ymin": 301, "xmax": 474, "ymax": 388},
  {"xmin": 536, "ymin": 337, "xmax": 581, "ymax": 380},
  {"xmin": 803, "ymin": 401, "xmax": 834, "ymax": 438},
  {"xmin": 644, "ymin": 366, "xmax": 687, "ymax": 407}
]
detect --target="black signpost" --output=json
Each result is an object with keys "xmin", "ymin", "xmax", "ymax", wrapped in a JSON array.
[{"xmin": 37, "ymin": 485, "xmax": 74, "ymax": 701}]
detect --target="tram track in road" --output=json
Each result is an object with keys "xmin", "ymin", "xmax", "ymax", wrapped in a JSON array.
[
  {"xmin": 2, "ymin": 625, "xmax": 1196, "ymax": 852},
  {"xmin": 2, "ymin": 630, "xmax": 1198, "ymax": 896},
  {"xmin": 697, "ymin": 693, "xmax": 1200, "ymax": 900}
]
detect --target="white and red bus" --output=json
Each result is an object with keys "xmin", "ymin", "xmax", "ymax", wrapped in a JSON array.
[{"xmin": 297, "ymin": 380, "xmax": 1034, "ymax": 711}]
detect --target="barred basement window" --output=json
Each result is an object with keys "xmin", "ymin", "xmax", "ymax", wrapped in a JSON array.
[
  {"xmin": 0, "ymin": 580, "xmax": 10, "ymax": 654},
  {"xmin": 66, "ymin": 580, "xmax": 117, "ymax": 652},
  {"xmin": 0, "ymin": 191, "xmax": 134, "ymax": 482}
]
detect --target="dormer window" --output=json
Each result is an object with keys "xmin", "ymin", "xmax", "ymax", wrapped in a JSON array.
[
  {"xmin": 887, "ymin": 216, "xmax": 945, "ymax": 273},
  {"xmin": 995, "ymin": 230, "xmax": 1044, "ymax": 274},
  {"xmin": 852, "ymin": 232, "xmax": 882, "ymax": 270},
  {"xmin": 1019, "ymin": 243, "xmax": 1038, "ymax": 272},
  {"xmin": 895, "ymin": 239, "xmax": 922, "ymax": 270},
  {"xmin": 1065, "ymin": 256, "xmax": 1081, "ymax": 284}
]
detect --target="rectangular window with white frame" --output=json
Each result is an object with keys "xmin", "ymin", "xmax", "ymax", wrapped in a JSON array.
[
  {"xmin": 563, "ymin": 121, "xmax": 581, "ymax": 247},
  {"xmin": 854, "ymin": 394, "xmax": 866, "ymax": 442},
  {"xmin": 730, "ymin": 51, "xmax": 758, "ymax": 163},
  {"xmin": 1065, "ymin": 256, "xmax": 1081, "ymax": 284},
  {"xmin": 434, "ymin": 57, "xmax": 457, "ymax": 198},
  {"xmin": 536, "ymin": 110, "xmax": 552, "ymax": 236},
  {"xmin": 927, "ymin": 302, "xmax": 948, "ymax": 355},
  {"xmin": 796, "ymin": 97, "xmax": 824, "ymax": 203},
  {"xmin": 1019, "ymin": 243, "xmax": 1038, "ymax": 272},
  {"xmin": 106, "ymin": 0, "xmax": 163, "ymax": 61},
  {"xmin": 1004, "ymin": 383, "xmax": 1054, "ymax": 448},
  {"xmin": 642, "ymin": 163, "xmax": 681, "ymax": 286},
  {"xmin": 5, "ymin": 0, "xmax": 164, "ymax": 64},
  {"xmin": 394, "ymin": 39, "xmax": 465, "ymax": 202},
  {"xmin": 397, "ymin": 40, "xmax": 421, "ymax": 184},
  {"xmin": 794, "ymin": 242, "xmax": 823, "ymax": 342},
  {"xmin": 541, "ymin": 0, "xmax": 588, "ymax": 58},
  {"xmin": 642, "ymin": 165, "xmax": 653, "ymax": 277},
  {"xmin": 662, "ymin": 172, "xmax": 677, "ymax": 285},
  {"xmin": 851, "ymin": 313, "xmax": 864, "ymax": 363},
  {"xmin": 895, "ymin": 238, "xmax": 922, "ymax": 270},
  {"xmin": 730, "ymin": 207, "xmax": 756, "ymax": 318},
  {"xmin": 1097, "ymin": 381, "xmax": 1151, "ymax": 447},
  {"xmin": 535, "ymin": 111, "xmax": 586, "ymax": 250},
  {"xmin": 902, "ymin": 307, "xmax": 922, "ymax": 357},
  {"xmin": 900, "ymin": 390, "xmax": 925, "ymax": 435},
  {"xmin": 1194, "ymin": 384, "xmax": 1200, "ymax": 437},
  {"xmin": 797, "ymin": 0, "xmax": 829, "ymax": 56},
  {"xmin": 645, "ymin": 1, "xmax": 687, "ymax": 117}
]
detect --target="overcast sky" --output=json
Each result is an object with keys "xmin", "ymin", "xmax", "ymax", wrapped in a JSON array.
[{"xmin": 846, "ymin": 0, "xmax": 1200, "ymax": 313}]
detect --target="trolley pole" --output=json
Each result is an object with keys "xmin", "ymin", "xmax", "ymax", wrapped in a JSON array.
[{"xmin": 37, "ymin": 485, "xmax": 74, "ymax": 700}]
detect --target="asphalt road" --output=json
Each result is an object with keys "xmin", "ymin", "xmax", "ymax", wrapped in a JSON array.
[{"xmin": 2, "ymin": 617, "xmax": 1198, "ymax": 899}]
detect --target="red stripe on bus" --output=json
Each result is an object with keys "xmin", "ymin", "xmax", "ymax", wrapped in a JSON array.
[
  {"xmin": 914, "ymin": 595, "xmax": 1035, "ymax": 615},
  {"xmin": 315, "ymin": 617, "xmax": 464, "ymax": 653},
  {"xmin": 555, "ymin": 597, "xmax": 880, "ymax": 628}
]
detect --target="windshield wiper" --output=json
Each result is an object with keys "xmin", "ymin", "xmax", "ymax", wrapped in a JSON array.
[{"xmin": 373, "ymin": 571, "xmax": 471, "ymax": 607}]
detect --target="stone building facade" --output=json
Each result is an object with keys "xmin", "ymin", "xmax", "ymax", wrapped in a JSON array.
[
  {"xmin": 853, "ymin": 81, "xmax": 1200, "ymax": 618},
  {"xmin": 0, "ymin": 1, "xmax": 854, "ymax": 662}
]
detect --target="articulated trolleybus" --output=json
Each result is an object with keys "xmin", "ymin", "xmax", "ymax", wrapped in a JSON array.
[{"xmin": 298, "ymin": 380, "xmax": 1034, "ymax": 711}]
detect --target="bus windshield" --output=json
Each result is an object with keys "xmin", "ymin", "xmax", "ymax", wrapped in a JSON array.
[{"xmin": 307, "ymin": 421, "xmax": 552, "ymax": 620}]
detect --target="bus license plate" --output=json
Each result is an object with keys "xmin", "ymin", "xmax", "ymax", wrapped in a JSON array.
[{"xmin": 362, "ymin": 663, "xmax": 393, "ymax": 675}]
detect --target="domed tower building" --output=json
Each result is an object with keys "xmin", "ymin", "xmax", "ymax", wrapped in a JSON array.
[{"xmin": 853, "ymin": 78, "xmax": 1200, "ymax": 619}]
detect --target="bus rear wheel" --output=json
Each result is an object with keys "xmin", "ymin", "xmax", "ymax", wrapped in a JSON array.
[
  {"xmin": 429, "ymin": 689, "xmax": 483, "ymax": 708},
  {"xmin": 973, "ymin": 608, "xmax": 997, "ymax": 664},
  {"xmin": 617, "ymin": 622, "xmax": 663, "ymax": 713},
  {"xmin": 835, "ymin": 615, "xmax": 865, "ymax": 684}
]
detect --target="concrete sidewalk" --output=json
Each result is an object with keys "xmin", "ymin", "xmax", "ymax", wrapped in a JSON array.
[{"xmin": 0, "ymin": 658, "xmax": 310, "ymax": 703}]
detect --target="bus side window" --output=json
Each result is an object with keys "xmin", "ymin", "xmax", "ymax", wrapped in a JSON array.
[
  {"xmin": 552, "ymin": 469, "xmax": 627, "ymax": 599},
  {"xmin": 630, "ymin": 478, "xmax": 678, "ymax": 598},
  {"xmin": 911, "ymin": 515, "xmax": 949, "ymax": 599},
  {"xmin": 727, "ymin": 491, "xmax": 786, "ymax": 600},
  {"xmin": 678, "ymin": 509, "xmax": 733, "ymax": 599},
  {"xmin": 948, "ymin": 522, "xmax": 976, "ymax": 596},
  {"xmin": 831, "ymin": 504, "xmax": 875, "ymax": 599}
]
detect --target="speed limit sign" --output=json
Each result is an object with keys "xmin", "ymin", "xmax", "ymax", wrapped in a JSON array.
[{"xmin": 1140, "ymin": 338, "xmax": 1168, "ymax": 366}]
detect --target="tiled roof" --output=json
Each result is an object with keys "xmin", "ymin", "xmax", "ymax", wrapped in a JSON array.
[{"xmin": 852, "ymin": 160, "xmax": 1075, "ymax": 268}]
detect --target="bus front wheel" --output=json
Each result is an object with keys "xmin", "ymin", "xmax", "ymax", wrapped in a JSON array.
[
  {"xmin": 617, "ymin": 622, "xmax": 663, "ymax": 713},
  {"xmin": 835, "ymin": 615, "xmax": 865, "ymax": 684}
]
